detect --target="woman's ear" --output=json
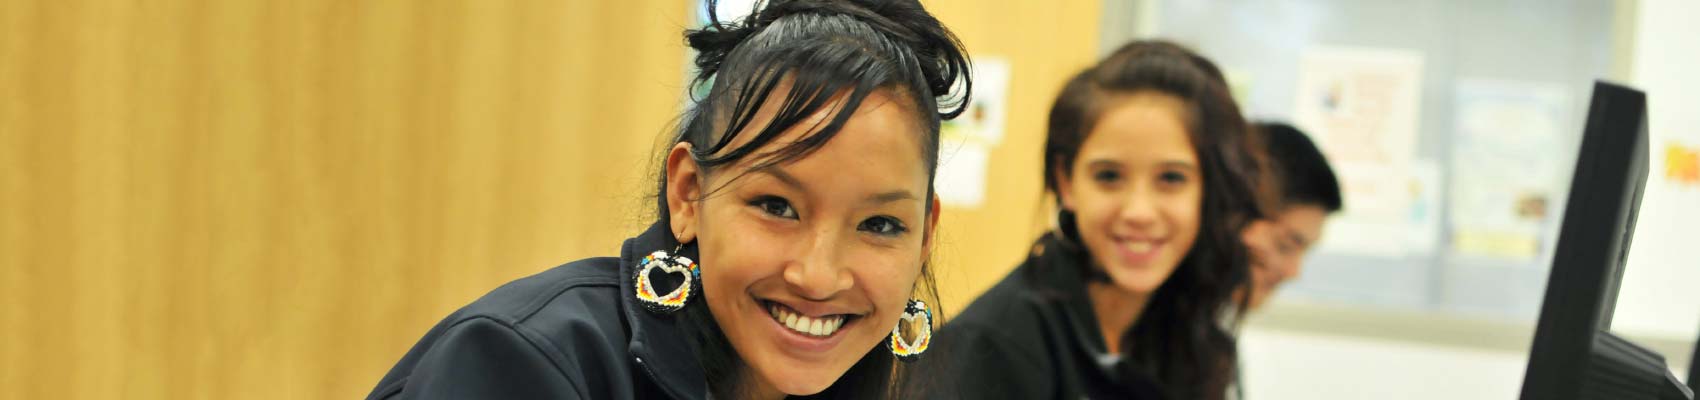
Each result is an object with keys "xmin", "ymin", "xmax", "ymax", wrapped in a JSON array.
[
  {"xmin": 665, "ymin": 142, "xmax": 702, "ymax": 243},
  {"xmin": 920, "ymin": 196, "xmax": 942, "ymax": 260},
  {"xmin": 1052, "ymin": 160, "xmax": 1075, "ymax": 210}
]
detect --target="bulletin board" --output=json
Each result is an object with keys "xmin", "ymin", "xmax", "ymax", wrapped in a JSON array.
[{"xmin": 1131, "ymin": 0, "xmax": 1621, "ymax": 321}]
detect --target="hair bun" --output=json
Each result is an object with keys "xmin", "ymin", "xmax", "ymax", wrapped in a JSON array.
[
  {"xmin": 685, "ymin": 2, "xmax": 761, "ymax": 83},
  {"xmin": 685, "ymin": 0, "xmax": 969, "ymax": 117},
  {"xmin": 685, "ymin": 1, "xmax": 833, "ymax": 82}
]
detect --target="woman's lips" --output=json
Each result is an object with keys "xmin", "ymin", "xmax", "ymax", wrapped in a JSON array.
[
  {"xmin": 760, "ymin": 299, "xmax": 859, "ymax": 355},
  {"xmin": 768, "ymin": 301, "xmax": 848, "ymax": 337},
  {"xmin": 1114, "ymin": 237, "xmax": 1163, "ymax": 265}
]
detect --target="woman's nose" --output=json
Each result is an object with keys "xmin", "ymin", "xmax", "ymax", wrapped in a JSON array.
[
  {"xmin": 1117, "ymin": 186, "xmax": 1159, "ymax": 226},
  {"xmin": 782, "ymin": 231, "xmax": 855, "ymax": 300}
]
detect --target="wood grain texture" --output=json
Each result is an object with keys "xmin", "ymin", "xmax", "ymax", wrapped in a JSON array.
[
  {"xmin": 0, "ymin": 1, "xmax": 1096, "ymax": 398},
  {"xmin": 1, "ymin": 1, "xmax": 691, "ymax": 398}
]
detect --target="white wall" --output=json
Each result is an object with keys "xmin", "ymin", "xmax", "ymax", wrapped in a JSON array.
[
  {"xmin": 1240, "ymin": 326, "xmax": 1526, "ymax": 400},
  {"xmin": 1242, "ymin": 325, "xmax": 1690, "ymax": 399},
  {"xmin": 1614, "ymin": 0, "xmax": 1700, "ymax": 343}
]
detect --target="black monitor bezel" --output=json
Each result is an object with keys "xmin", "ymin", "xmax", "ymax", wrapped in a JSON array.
[{"xmin": 1519, "ymin": 80, "xmax": 1649, "ymax": 400}]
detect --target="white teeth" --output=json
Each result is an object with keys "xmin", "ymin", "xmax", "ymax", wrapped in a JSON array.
[
  {"xmin": 767, "ymin": 302, "xmax": 846, "ymax": 337},
  {"xmin": 1126, "ymin": 241, "xmax": 1154, "ymax": 253}
]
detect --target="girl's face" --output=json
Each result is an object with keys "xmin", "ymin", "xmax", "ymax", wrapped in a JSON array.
[
  {"xmin": 664, "ymin": 89, "xmax": 938, "ymax": 396},
  {"xmin": 1056, "ymin": 91, "xmax": 1203, "ymax": 296}
]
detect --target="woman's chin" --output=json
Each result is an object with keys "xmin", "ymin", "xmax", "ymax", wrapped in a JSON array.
[
  {"xmin": 777, "ymin": 380, "xmax": 834, "ymax": 396},
  {"xmin": 1104, "ymin": 267, "xmax": 1164, "ymax": 295},
  {"xmin": 745, "ymin": 350, "xmax": 858, "ymax": 396},
  {"xmin": 755, "ymin": 369, "xmax": 837, "ymax": 396}
]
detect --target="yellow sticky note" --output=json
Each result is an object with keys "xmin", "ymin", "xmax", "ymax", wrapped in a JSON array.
[{"xmin": 1668, "ymin": 142, "xmax": 1699, "ymax": 185}]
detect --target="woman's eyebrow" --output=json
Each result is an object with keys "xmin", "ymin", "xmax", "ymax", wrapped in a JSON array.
[
  {"xmin": 1159, "ymin": 160, "xmax": 1200, "ymax": 172},
  {"xmin": 751, "ymin": 164, "xmax": 807, "ymax": 192},
  {"xmin": 1086, "ymin": 159, "xmax": 1124, "ymax": 169},
  {"xmin": 753, "ymin": 164, "xmax": 915, "ymax": 205},
  {"xmin": 867, "ymin": 190, "xmax": 917, "ymax": 205}
]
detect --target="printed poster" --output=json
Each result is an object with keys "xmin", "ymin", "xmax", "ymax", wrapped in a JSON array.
[
  {"xmin": 1292, "ymin": 46, "xmax": 1425, "ymax": 257},
  {"xmin": 1448, "ymin": 79, "xmax": 1572, "ymax": 261},
  {"xmin": 937, "ymin": 57, "xmax": 1011, "ymax": 208}
]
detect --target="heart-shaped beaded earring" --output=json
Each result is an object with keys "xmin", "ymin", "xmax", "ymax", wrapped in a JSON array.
[
  {"xmin": 888, "ymin": 299, "xmax": 933, "ymax": 362},
  {"xmin": 633, "ymin": 244, "xmax": 699, "ymax": 314}
]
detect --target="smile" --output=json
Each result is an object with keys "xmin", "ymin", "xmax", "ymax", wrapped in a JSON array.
[
  {"xmin": 1125, "ymin": 240, "xmax": 1155, "ymax": 253},
  {"xmin": 766, "ymin": 301, "xmax": 854, "ymax": 338},
  {"xmin": 1114, "ymin": 237, "xmax": 1165, "ymax": 262}
]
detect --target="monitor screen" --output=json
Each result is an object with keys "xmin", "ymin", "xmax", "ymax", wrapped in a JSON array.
[{"xmin": 1518, "ymin": 81, "xmax": 1676, "ymax": 400}]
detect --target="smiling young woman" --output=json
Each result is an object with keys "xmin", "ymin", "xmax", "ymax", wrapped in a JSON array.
[
  {"xmin": 932, "ymin": 40, "xmax": 1266, "ymax": 400},
  {"xmin": 363, "ymin": 1, "xmax": 970, "ymax": 399}
]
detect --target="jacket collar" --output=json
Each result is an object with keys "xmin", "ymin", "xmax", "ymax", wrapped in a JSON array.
[
  {"xmin": 1026, "ymin": 233, "xmax": 1124, "ymax": 377},
  {"xmin": 1029, "ymin": 233, "xmax": 1174, "ymax": 396},
  {"xmin": 620, "ymin": 222, "xmax": 708, "ymax": 400}
]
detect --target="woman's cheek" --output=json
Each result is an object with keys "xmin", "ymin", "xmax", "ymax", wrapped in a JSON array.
[{"xmin": 868, "ymin": 248, "xmax": 923, "ymax": 286}]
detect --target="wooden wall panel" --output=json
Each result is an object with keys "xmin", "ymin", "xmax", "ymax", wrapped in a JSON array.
[{"xmin": 0, "ymin": 1, "xmax": 691, "ymax": 398}]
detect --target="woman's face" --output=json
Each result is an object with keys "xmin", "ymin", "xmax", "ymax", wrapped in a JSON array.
[
  {"xmin": 1056, "ymin": 91, "xmax": 1203, "ymax": 296},
  {"xmin": 665, "ymin": 89, "xmax": 937, "ymax": 396}
]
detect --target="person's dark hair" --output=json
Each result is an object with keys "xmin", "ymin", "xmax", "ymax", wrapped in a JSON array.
[
  {"xmin": 1253, "ymin": 122, "xmax": 1343, "ymax": 213},
  {"xmin": 1043, "ymin": 40, "xmax": 1263, "ymax": 400},
  {"xmin": 655, "ymin": 0, "xmax": 971, "ymax": 398}
]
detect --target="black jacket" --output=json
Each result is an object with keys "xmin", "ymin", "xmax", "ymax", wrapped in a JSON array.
[
  {"xmin": 366, "ymin": 223, "xmax": 708, "ymax": 400},
  {"xmin": 930, "ymin": 234, "xmax": 1165, "ymax": 400}
]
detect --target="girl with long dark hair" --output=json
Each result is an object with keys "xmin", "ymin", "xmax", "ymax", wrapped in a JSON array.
[{"xmin": 934, "ymin": 40, "xmax": 1264, "ymax": 400}]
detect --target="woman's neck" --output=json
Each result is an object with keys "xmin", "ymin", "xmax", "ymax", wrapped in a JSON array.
[{"xmin": 1086, "ymin": 281, "xmax": 1151, "ymax": 354}]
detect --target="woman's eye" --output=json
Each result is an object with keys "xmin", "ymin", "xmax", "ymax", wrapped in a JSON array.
[
  {"xmin": 1158, "ymin": 171, "xmax": 1189, "ymax": 184},
  {"xmin": 1092, "ymin": 169, "xmax": 1122, "ymax": 184},
  {"xmin": 858, "ymin": 216, "xmax": 908, "ymax": 236},
  {"xmin": 750, "ymin": 196, "xmax": 798, "ymax": 219}
]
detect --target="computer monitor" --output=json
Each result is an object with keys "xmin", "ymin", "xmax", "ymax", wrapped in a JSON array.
[
  {"xmin": 1690, "ymin": 330, "xmax": 1699, "ymax": 393},
  {"xmin": 1519, "ymin": 81, "xmax": 1691, "ymax": 400}
]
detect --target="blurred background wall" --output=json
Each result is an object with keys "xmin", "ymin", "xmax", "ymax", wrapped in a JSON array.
[{"xmin": 0, "ymin": 1, "xmax": 1098, "ymax": 398}]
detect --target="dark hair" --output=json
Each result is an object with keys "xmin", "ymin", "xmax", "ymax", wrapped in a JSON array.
[
  {"xmin": 657, "ymin": 0, "xmax": 971, "ymax": 398},
  {"xmin": 1253, "ymin": 122, "xmax": 1342, "ymax": 213},
  {"xmin": 1043, "ymin": 40, "xmax": 1263, "ymax": 400}
]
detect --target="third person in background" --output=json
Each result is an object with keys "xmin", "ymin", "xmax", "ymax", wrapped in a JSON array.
[{"xmin": 1238, "ymin": 122, "xmax": 1342, "ymax": 310}]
